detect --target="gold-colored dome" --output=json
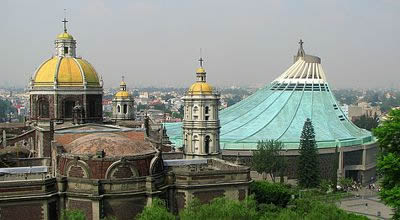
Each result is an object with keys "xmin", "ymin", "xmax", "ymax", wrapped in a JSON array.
[
  {"xmin": 33, "ymin": 57, "xmax": 101, "ymax": 87},
  {"xmin": 57, "ymin": 32, "xmax": 74, "ymax": 40},
  {"xmin": 196, "ymin": 67, "xmax": 206, "ymax": 73},
  {"xmin": 188, "ymin": 82, "xmax": 213, "ymax": 95},
  {"xmin": 115, "ymin": 91, "xmax": 131, "ymax": 98}
]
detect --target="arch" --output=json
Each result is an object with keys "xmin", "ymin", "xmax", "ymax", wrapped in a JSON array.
[
  {"xmin": 117, "ymin": 105, "xmax": 121, "ymax": 113},
  {"xmin": 105, "ymin": 160, "xmax": 139, "ymax": 179},
  {"xmin": 38, "ymin": 98, "xmax": 49, "ymax": 118},
  {"xmin": 150, "ymin": 155, "xmax": 164, "ymax": 175},
  {"xmin": 193, "ymin": 135, "xmax": 199, "ymax": 152},
  {"xmin": 205, "ymin": 135, "xmax": 211, "ymax": 154},
  {"xmin": 63, "ymin": 98, "xmax": 76, "ymax": 118},
  {"xmin": 64, "ymin": 160, "xmax": 90, "ymax": 178},
  {"xmin": 123, "ymin": 104, "xmax": 128, "ymax": 114}
]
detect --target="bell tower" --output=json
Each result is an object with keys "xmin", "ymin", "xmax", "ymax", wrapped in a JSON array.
[{"xmin": 182, "ymin": 58, "xmax": 221, "ymax": 158}]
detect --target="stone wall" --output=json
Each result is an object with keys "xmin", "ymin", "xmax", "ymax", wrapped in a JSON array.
[
  {"xmin": 67, "ymin": 199, "xmax": 92, "ymax": 220},
  {"xmin": 0, "ymin": 202, "xmax": 44, "ymax": 220},
  {"xmin": 103, "ymin": 197, "xmax": 147, "ymax": 220},
  {"xmin": 225, "ymin": 152, "xmax": 338, "ymax": 180}
]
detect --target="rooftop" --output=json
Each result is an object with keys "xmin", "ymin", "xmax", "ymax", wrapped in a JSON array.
[{"xmin": 165, "ymin": 42, "xmax": 374, "ymax": 150}]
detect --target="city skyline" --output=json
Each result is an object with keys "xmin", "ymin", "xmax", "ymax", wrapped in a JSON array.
[{"xmin": 1, "ymin": 0, "xmax": 399, "ymax": 89}]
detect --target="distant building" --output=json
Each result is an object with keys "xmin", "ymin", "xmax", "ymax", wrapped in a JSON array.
[
  {"xmin": 112, "ymin": 77, "xmax": 135, "ymax": 121},
  {"xmin": 348, "ymin": 102, "xmax": 381, "ymax": 121}
]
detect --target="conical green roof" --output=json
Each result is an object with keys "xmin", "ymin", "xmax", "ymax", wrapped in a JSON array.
[{"xmin": 166, "ymin": 45, "xmax": 374, "ymax": 150}]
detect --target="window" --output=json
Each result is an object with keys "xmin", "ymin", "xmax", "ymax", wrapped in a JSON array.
[
  {"xmin": 64, "ymin": 47, "xmax": 68, "ymax": 55},
  {"xmin": 205, "ymin": 136, "xmax": 210, "ymax": 154},
  {"xmin": 123, "ymin": 104, "xmax": 128, "ymax": 114},
  {"xmin": 193, "ymin": 135, "xmax": 198, "ymax": 152},
  {"xmin": 205, "ymin": 106, "xmax": 209, "ymax": 114},
  {"xmin": 205, "ymin": 116, "xmax": 209, "ymax": 121},
  {"xmin": 38, "ymin": 99, "xmax": 49, "ymax": 118},
  {"xmin": 117, "ymin": 105, "xmax": 121, "ymax": 113}
]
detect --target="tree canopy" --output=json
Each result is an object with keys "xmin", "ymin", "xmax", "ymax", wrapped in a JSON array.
[
  {"xmin": 251, "ymin": 140, "xmax": 285, "ymax": 182},
  {"xmin": 297, "ymin": 118, "xmax": 320, "ymax": 188},
  {"xmin": 373, "ymin": 109, "xmax": 400, "ymax": 219}
]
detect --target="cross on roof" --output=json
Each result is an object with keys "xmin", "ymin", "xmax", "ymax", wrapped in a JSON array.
[
  {"xmin": 299, "ymin": 39, "xmax": 304, "ymax": 47},
  {"xmin": 62, "ymin": 9, "xmax": 68, "ymax": 33},
  {"xmin": 199, "ymin": 57, "xmax": 204, "ymax": 67}
]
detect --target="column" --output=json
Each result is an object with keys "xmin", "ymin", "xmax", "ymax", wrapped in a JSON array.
[
  {"xmin": 338, "ymin": 148, "xmax": 344, "ymax": 178},
  {"xmin": 2, "ymin": 130, "xmax": 6, "ymax": 148},
  {"xmin": 92, "ymin": 200, "xmax": 101, "ymax": 220}
]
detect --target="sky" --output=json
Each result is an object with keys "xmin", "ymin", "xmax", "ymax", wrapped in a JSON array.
[{"xmin": 1, "ymin": 0, "xmax": 399, "ymax": 89}]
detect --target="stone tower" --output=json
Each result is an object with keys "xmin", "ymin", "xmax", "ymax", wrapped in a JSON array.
[
  {"xmin": 112, "ymin": 77, "xmax": 135, "ymax": 120},
  {"xmin": 182, "ymin": 58, "xmax": 220, "ymax": 158}
]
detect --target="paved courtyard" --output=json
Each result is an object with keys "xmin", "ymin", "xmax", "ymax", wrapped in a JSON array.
[{"xmin": 338, "ymin": 188, "xmax": 393, "ymax": 219}]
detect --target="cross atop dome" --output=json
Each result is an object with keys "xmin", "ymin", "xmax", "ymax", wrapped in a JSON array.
[
  {"xmin": 62, "ymin": 9, "xmax": 68, "ymax": 33},
  {"xmin": 199, "ymin": 57, "xmax": 204, "ymax": 67}
]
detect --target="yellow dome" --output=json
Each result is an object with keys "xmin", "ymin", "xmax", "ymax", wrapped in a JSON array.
[
  {"xmin": 196, "ymin": 67, "xmax": 206, "ymax": 73},
  {"xmin": 188, "ymin": 82, "xmax": 213, "ymax": 95},
  {"xmin": 33, "ymin": 57, "xmax": 101, "ymax": 87},
  {"xmin": 115, "ymin": 91, "xmax": 131, "ymax": 98},
  {"xmin": 57, "ymin": 32, "xmax": 74, "ymax": 40}
]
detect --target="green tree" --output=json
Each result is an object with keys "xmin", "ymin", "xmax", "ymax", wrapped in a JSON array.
[
  {"xmin": 297, "ymin": 118, "xmax": 320, "ymax": 188},
  {"xmin": 373, "ymin": 109, "xmax": 400, "ymax": 219},
  {"xmin": 61, "ymin": 210, "xmax": 86, "ymax": 220},
  {"xmin": 353, "ymin": 114, "xmax": 379, "ymax": 131},
  {"xmin": 249, "ymin": 181, "xmax": 292, "ymax": 208},
  {"xmin": 251, "ymin": 140, "xmax": 285, "ymax": 182},
  {"xmin": 136, "ymin": 198, "xmax": 175, "ymax": 220},
  {"xmin": 0, "ymin": 99, "xmax": 16, "ymax": 121},
  {"xmin": 179, "ymin": 197, "xmax": 259, "ymax": 220}
]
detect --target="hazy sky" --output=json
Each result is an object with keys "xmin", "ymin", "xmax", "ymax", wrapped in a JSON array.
[{"xmin": 1, "ymin": 0, "xmax": 399, "ymax": 89}]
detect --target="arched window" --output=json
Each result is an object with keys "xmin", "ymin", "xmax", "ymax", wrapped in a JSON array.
[
  {"xmin": 193, "ymin": 106, "xmax": 198, "ymax": 113},
  {"xmin": 193, "ymin": 135, "xmax": 198, "ymax": 152},
  {"xmin": 64, "ymin": 100, "xmax": 75, "ymax": 118},
  {"xmin": 123, "ymin": 104, "xmax": 128, "ymax": 114},
  {"xmin": 38, "ymin": 99, "xmax": 49, "ymax": 118},
  {"xmin": 117, "ymin": 105, "xmax": 121, "ymax": 113},
  {"xmin": 205, "ymin": 136, "xmax": 210, "ymax": 154},
  {"xmin": 205, "ymin": 106, "xmax": 209, "ymax": 114}
]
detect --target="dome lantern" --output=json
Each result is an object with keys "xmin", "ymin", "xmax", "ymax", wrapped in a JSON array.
[
  {"xmin": 187, "ymin": 57, "xmax": 213, "ymax": 95},
  {"xmin": 55, "ymin": 14, "xmax": 76, "ymax": 57}
]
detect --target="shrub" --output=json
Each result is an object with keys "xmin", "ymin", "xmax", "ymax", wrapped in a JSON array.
[
  {"xmin": 179, "ymin": 196, "xmax": 259, "ymax": 220},
  {"xmin": 250, "ymin": 181, "xmax": 292, "ymax": 207},
  {"xmin": 61, "ymin": 210, "xmax": 86, "ymax": 220},
  {"xmin": 136, "ymin": 198, "xmax": 175, "ymax": 220}
]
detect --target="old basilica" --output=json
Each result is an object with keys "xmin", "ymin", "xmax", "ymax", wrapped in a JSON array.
[{"xmin": 0, "ymin": 18, "xmax": 251, "ymax": 220}]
